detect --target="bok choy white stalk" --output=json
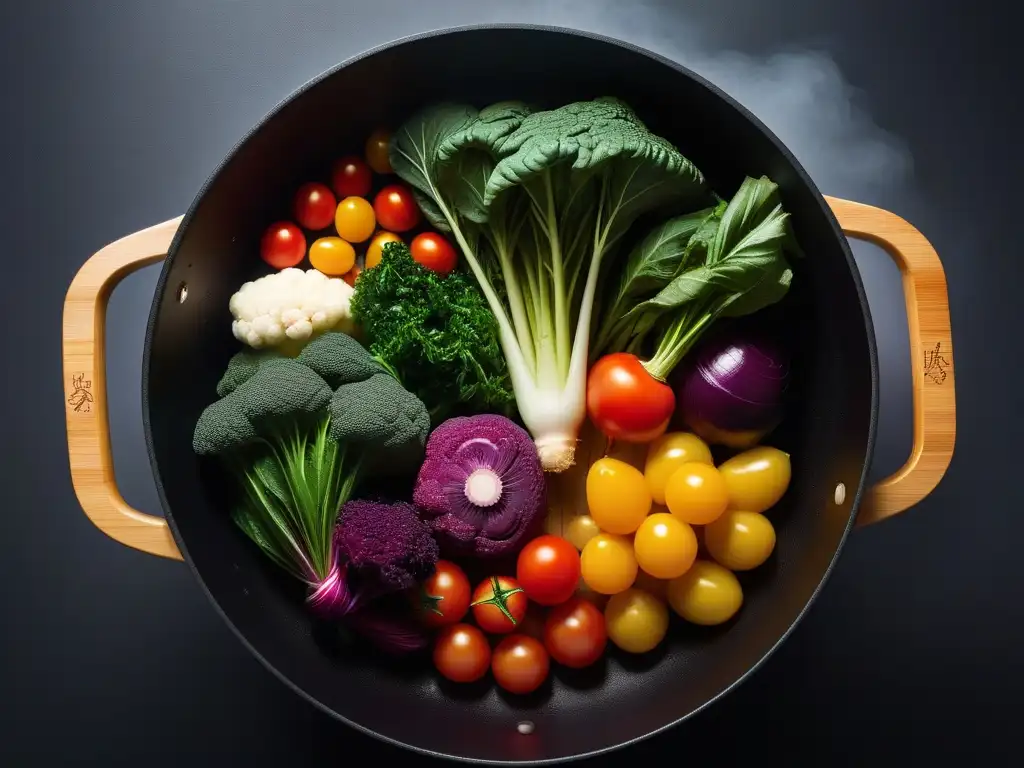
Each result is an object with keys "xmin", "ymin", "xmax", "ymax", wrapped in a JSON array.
[{"xmin": 389, "ymin": 98, "xmax": 708, "ymax": 471}]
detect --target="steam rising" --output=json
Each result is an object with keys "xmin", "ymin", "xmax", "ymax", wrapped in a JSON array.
[{"xmin": 350, "ymin": 0, "xmax": 914, "ymax": 203}]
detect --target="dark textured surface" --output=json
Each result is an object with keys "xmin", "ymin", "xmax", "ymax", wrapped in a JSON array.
[{"xmin": 2, "ymin": 0, "xmax": 1020, "ymax": 765}]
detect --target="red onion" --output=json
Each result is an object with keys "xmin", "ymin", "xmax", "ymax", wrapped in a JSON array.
[{"xmin": 676, "ymin": 329, "xmax": 789, "ymax": 449}]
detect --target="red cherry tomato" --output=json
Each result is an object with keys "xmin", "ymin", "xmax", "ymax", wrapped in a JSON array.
[
  {"xmin": 491, "ymin": 635, "xmax": 550, "ymax": 695},
  {"xmin": 543, "ymin": 597, "xmax": 607, "ymax": 669},
  {"xmin": 373, "ymin": 184, "xmax": 421, "ymax": 233},
  {"xmin": 516, "ymin": 535, "xmax": 581, "ymax": 606},
  {"xmin": 586, "ymin": 353, "xmax": 676, "ymax": 443},
  {"xmin": 433, "ymin": 623, "xmax": 491, "ymax": 683},
  {"xmin": 471, "ymin": 576, "xmax": 528, "ymax": 635},
  {"xmin": 293, "ymin": 182, "xmax": 337, "ymax": 231},
  {"xmin": 331, "ymin": 155, "xmax": 373, "ymax": 198},
  {"xmin": 418, "ymin": 560, "xmax": 471, "ymax": 628},
  {"xmin": 410, "ymin": 232, "xmax": 457, "ymax": 275},
  {"xmin": 260, "ymin": 221, "xmax": 306, "ymax": 270},
  {"xmin": 342, "ymin": 265, "xmax": 362, "ymax": 288}
]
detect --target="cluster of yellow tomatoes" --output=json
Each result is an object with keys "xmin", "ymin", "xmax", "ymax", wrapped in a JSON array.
[{"xmin": 565, "ymin": 432, "xmax": 791, "ymax": 654}]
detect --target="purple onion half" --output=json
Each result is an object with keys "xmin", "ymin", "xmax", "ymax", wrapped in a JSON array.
[{"xmin": 677, "ymin": 329, "xmax": 790, "ymax": 449}]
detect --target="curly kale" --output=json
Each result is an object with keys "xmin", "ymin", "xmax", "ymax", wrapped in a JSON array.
[{"xmin": 350, "ymin": 241, "xmax": 516, "ymax": 423}]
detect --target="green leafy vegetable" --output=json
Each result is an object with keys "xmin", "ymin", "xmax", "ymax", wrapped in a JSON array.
[
  {"xmin": 192, "ymin": 333, "xmax": 430, "ymax": 586},
  {"xmin": 350, "ymin": 241, "xmax": 515, "ymax": 423},
  {"xmin": 390, "ymin": 97, "xmax": 709, "ymax": 470},
  {"xmin": 600, "ymin": 176, "xmax": 796, "ymax": 380}
]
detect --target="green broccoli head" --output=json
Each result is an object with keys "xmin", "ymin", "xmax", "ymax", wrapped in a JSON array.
[
  {"xmin": 329, "ymin": 372, "xmax": 430, "ymax": 470},
  {"xmin": 193, "ymin": 358, "xmax": 333, "ymax": 455},
  {"xmin": 295, "ymin": 332, "xmax": 386, "ymax": 389},
  {"xmin": 215, "ymin": 349, "xmax": 282, "ymax": 397}
]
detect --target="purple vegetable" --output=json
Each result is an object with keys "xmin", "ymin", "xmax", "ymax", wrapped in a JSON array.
[
  {"xmin": 413, "ymin": 414, "xmax": 546, "ymax": 559},
  {"xmin": 677, "ymin": 329, "xmax": 789, "ymax": 449},
  {"xmin": 306, "ymin": 499, "xmax": 438, "ymax": 655},
  {"xmin": 346, "ymin": 604, "xmax": 431, "ymax": 656}
]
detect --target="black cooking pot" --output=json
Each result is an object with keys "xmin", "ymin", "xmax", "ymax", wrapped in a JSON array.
[{"xmin": 62, "ymin": 25, "xmax": 956, "ymax": 764}]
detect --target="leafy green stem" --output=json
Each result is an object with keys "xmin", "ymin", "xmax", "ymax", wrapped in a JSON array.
[{"xmin": 643, "ymin": 308, "xmax": 717, "ymax": 381}]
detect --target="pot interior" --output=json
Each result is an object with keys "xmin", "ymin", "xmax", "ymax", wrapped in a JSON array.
[{"xmin": 143, "ymin": 27, "xmax": 874, "ymax": 763}]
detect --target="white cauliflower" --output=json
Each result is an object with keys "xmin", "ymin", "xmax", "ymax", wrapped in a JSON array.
[{"xmin": 229, "ymin": 267, "xmax": 355, "ymax": 350}]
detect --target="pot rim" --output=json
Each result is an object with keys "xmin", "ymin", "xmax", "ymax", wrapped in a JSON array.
[{"xmin": 141, "ymin": 22, "xmax": 879, "ymax": 765}]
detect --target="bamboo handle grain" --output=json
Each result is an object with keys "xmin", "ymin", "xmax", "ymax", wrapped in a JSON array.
[
  {"xmin": 825, "ymin": 197, "xmax": 956, "ymax": 525},
  {"xmin": 63, "ymin": 217, "xmax": 184, "ymax": 560}
]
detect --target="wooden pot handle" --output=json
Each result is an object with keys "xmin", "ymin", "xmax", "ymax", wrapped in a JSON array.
[
  {"xmin": 63, "ymin": 217, "xmax": 185, "ymax": 560},
  {"xmin": 825, "ymin": 197, "xmax": 956, "ymax": 526}
]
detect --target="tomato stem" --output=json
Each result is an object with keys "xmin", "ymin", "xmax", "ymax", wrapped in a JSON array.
[{"xmin": 470, "ymin": 576, "xmax": 524, "ymax": 624}]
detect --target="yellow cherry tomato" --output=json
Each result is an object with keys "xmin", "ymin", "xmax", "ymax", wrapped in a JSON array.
[
  {"xmin": 704, "ymin": 510, "xmax": 776, "ymax": 571},
  {"xmin": 717, "ymin": 446, "xmax": 792, "ymax": 513},
  {"xmin": 632, "ymin": 568, "xmax": 668, "ymax": 600},
  {"xmin": 633, "ymin": 513, "xmax": 697, "ymax": 580},
  {"xmin": 644, "ymin": 432, "xmax": 714, "ymax": 505},
  {"xmin": 307, "ymin": 236, "xmax": 356, "ymax": 276},
  {"xmin": 586, "ymin": 457, "xmax": 652, "ymax": 535},
  {"xmin": 664, "ymin": 462, "xmax": 730, "ymax": 525},
  {"xmin": 365, "ymin": 230, "xmax": 403, "ymax": 269},
  {"xmin": 334, "ymin": 196, "xmax": 376, "ymax": 243},
  {"xmin": 565, "ymin": 514, "xmax": 601, "ymax": 551},
  {"xmin": 604, "ymin": 588, "xmax": 669, "ymax": 654},
  {"xmin": 667, "ymin": 560, "xmax": 743, "ymax": 626},
  {"xmin": 365, "ymin": 128, "xmax": 392, "ymax": 174},
  {"xmin": 581, "ymin": 533, "xmax": 638, "ymax": 595}
]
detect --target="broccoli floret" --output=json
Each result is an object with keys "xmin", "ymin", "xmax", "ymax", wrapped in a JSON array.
[
  {"xmin": 335, "ymin": 500, "xmax": 439, "ymax": 599},
  {"xmin": 295, "ymin": 331, "xmax": 386, "ymax": 389},
  {"xmin": 329, "ymin": 372, "xmax": 430, "ymax": 453},
  {"xmin": 194, "ymin": 358, "xmax": 332, "ymax": 455},
  {"xmin": 215, "ymin": 349, "xmax": 282, "ymax": 397}
]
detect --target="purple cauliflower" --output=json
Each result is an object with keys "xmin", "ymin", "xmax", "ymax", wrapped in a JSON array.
[
  {"xmin": 413, "ymin": 414, "xmax": 546, "ymax": 559},
  {"xmin": 335, "ymin": 499, "xmax": 439, "ymax": 601}
]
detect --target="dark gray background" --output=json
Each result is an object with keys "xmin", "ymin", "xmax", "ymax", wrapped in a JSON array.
[{"xmin": 3, "ymin": 0, "xmax": 1020, "ymax": 764}]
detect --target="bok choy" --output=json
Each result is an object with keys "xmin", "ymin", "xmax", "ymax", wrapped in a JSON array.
[{"xmin": 389, "ymin": 97, "xmax": 709, "ymax": 471}]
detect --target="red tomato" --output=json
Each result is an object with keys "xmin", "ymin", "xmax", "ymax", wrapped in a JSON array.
[
  {"xmin": 586, "ymin": 353, "xmax": 676, "ymax": 443},
  {"xmin": 373, "ymin": 184, "xmax": 421, "ymax": 233},
  {"xmin": 433, "ymin": 623, "xmax": 490, "ymax": 683},
  {"xmin": 471, "ymin": 576, "xmax": 528, "ymax": 634},
  {"xmin": 418, "ymin": 560, "xmax": 471, "ymax": 628},
  {"xmin": 410, "ymin": 232, "xmax": 457, "ymax": 275},
  {"xmin": 293, "ymin": 182, "xmax": 337, "ymax": 230},
  {"xmin": 260, "ymin": 221, "xmax": 306, "ymax": 269},
  {"xmin": 491, "ymin": 635, "xmax": 550, "ymax": 695},
  {"xmin": 331, "ymin": 155, "xmax": 373, "ymax": 198},
  {"xmin": 516, "ymin": 535, "xmax": 581, "ymax": 606},
  {"xmin": 543, "ymin": 597, "xmax": 607, "ymax": 669},
  {"xmin": 342, "ymin": 265, "xmax": 362, "ymax": 288}
]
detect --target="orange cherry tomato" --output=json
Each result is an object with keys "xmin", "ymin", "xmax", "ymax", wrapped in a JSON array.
[
  {"xmin": 433, "ymin": 623, "xmax": 490, "ymax": 683},
  {"xmin": 491, "ymin": 635, "xmax": 550, "ymax": 695},
  {"xmin": 373, "ymin": 184, "xmax": 421, "ymax": 233},
  {"xmin": 331, "ymin": 155, "xmax": 372, "ymax": 198},
  {"xmin": 365, "ymin": 230, "xmax": 403, "ymax": 269},
  {"xmin": 470, "ymin": 576, "xmax": 528, "ymax": 634},
  {"xmin": 307, "ymin": 236, "xmax": 356, "ymax": 276},
  {"xmin": 365, "ymin": 128, "xmax": 393, "ymax": 174},
  {"xmin": 334, "ymin": 196, "xmax": 376, "ymax": 243},
  {"xmin": 410, "ymin": 232, "xmax": 458, "ymax": 275},
  {"xmin": 293, "ymin": 182, "xmax": 337, "ymax": 231},
  {"xmin": 586, "ymin": 353, "xmax": 675, "ymax": 443},
  {"xmin": 260, "ymin": 222, "xmax": 306, "ymax": 269}
]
